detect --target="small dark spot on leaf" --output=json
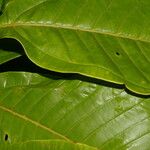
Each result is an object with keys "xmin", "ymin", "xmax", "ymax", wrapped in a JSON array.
[
  {"xmin": 4, "ymin": 134, "xmax": 8, "ymax": 141},
  {"xmin": 0, "ymin": 10, "xmax": 2, "ymax": 16},
  {"xmin": 115, "ymin": 52, "xmax": 120, "ymax": 56}
]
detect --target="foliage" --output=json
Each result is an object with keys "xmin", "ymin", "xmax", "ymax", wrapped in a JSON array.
[{"xmin": 0, "ymin": 0, "xmax": 150, "ymax": 150}]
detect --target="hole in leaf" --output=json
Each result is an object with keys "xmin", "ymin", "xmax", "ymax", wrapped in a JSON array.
[
  {"xmin": 115, "ymin": 52, "xmax": 120, "ymax": 56},
  {"xmin": 4, "ymin": 134, "xmax": 8, "ymax": 141}
]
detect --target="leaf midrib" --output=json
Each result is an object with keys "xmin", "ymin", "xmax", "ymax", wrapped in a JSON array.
[
  {"xmin": 0, "ymin": 22, "xmax": 149, "ymax": 44},
  {"xmin": 0, "ymin": 104, "xmax": 101, "ymax": 149},
  {"xmin": 0, "ymin": 105, "xmax": 73, "ymax": 143}
]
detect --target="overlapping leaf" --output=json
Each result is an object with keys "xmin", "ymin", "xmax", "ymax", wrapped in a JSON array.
[
  {"xmin": 0, "ymin": 0, "xmax": 150, "ymax": 95},
  {"xmin": 0, "ymin": 72, "xmax": 150, "ymax": 150},
  {"xmin": 0, "ymin": 38, "xmax": 23, "ymax": 65},
  {"xmin": 0, "ymin": 49, "xmax": 21, "ymax": 64}
]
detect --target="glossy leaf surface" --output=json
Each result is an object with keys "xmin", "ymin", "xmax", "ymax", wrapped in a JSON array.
[
  {"xmin": 0, "ymin": 72, "xmax": 150, "ymax": 150},
  {"xmin": 0, "ymin": 0, "xmax": 150, "ymax": 95}
]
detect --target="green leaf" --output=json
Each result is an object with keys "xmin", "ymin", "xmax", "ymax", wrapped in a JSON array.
[
  {"xmin": 0, "ymin": 72, "xmax": 150, "ymax": 150},
  {"xmin": 1, "ymin": 140, "xmax": 97, "ymax": 150},
  {"xmin": 0, "ymin": 49, "xmax": 21, "ymax": 64},
  {"xmin": 0, "ymin": 0, "xmax": 150, "ymax": 95},
  {"xmin": 0, "ymin": 38, "xmax": 23, "ymax": 65}
]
